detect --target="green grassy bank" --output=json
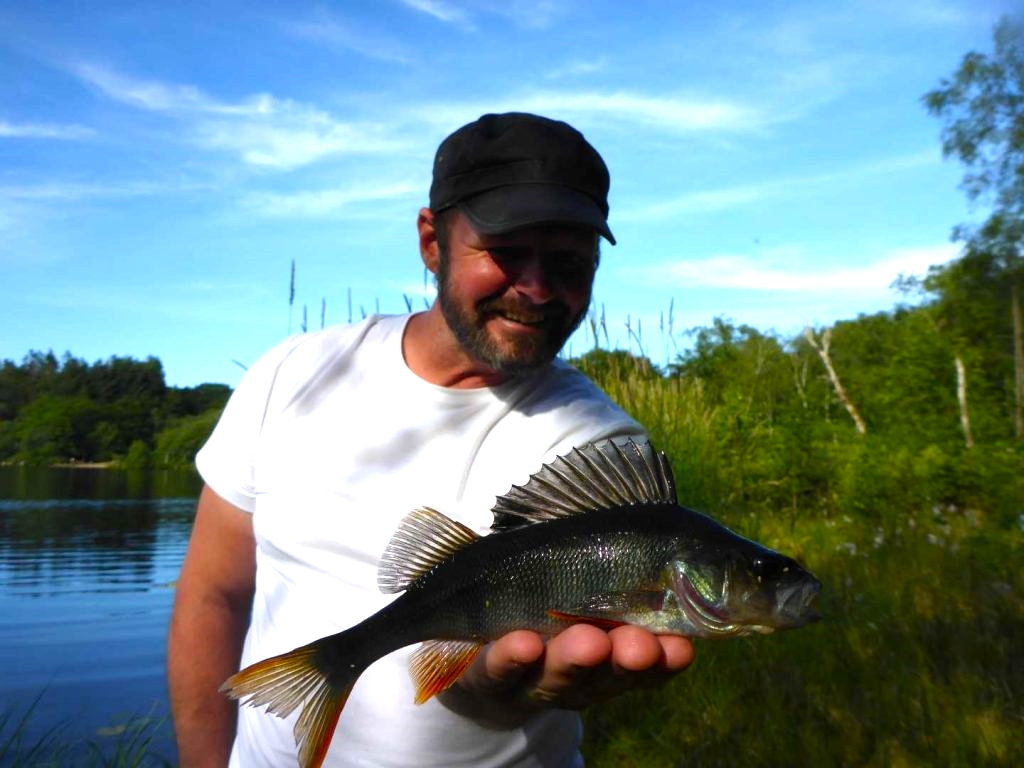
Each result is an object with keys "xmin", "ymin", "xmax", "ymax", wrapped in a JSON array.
[{"xmin": 580, "ymin": 361, "xmax": 1023, "ymax": 767}]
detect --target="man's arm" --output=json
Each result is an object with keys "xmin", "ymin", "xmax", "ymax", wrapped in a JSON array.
[{"xmin": 168, "ymin": 485, "xmax": 256, "ymax": 767}]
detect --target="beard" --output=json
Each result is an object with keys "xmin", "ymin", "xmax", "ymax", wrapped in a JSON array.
[{"xmin": 436, "ymin": 256, "xmax": 589, "ymax": 377}]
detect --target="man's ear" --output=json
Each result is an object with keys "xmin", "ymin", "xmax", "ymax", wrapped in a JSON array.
[{"xmin": 417, "ymin": 207, "xmax": 440, "ymax": 275}]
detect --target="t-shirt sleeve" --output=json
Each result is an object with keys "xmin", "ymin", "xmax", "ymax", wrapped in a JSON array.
[{"xmin": 194, "ymin": 335, "xmax": 306, "ymax": 513}]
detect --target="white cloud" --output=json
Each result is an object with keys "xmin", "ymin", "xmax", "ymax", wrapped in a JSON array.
[
  {"xmin": 520, "ymin": 92, "xmax": 763, "ymax": 132},
  {"xmin": 284, "ymin": 10, "xmax": 413, "ymax": 62},
  {"xmin": 647, "ymin": 243, "xmax": 959, "ymax": 292},
  {"xmin": 73, "ymin": 62, "xmax": 220, "ymax": 112},
  {"xmin": 243, "ymin": 181, "xmax": 419, "ymax": 217},
  {"xmin": 69, "ymin": 63, "xmax": 410, "ymax": 170},
  {"xmin": 399, "ymin": 0, "xmax": 473, "ymax": 28},
  {"xmin": 474, "ymin": 0, "xmax": 569, "ymax": 30},
  {"xmin": 0, "ymin": 179, "xmax": 191, "ymax": 201},
  {"xmin": 0, "ymin": 120, "xmax": 94, "ymax": 140},
  {"xmin": 197, "ymin": 117, "xmax": 410, "ymax": 169},
  {"xmin": 544, "ymin": 59, "xmax": 607, "ymax": 80},
  {"xmin": 621, "ymin": 149, "xmax": 941, "ymax": 220},
  {"xmin": 412, "ymin": 91, "xmax": 766, "ymax": 136}
]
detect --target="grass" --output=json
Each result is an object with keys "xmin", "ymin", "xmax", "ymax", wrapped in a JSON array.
[
  {"xmin": 576, "ymin": 360, "xmax": 1023, "ymax": 766},
  {"xmin": 0, "ymin": 700, "xmax": 174, "ymax": 768},
  {"xmin": 582, "ymin": 508, "xmax": 1023, "ymax": 766}
]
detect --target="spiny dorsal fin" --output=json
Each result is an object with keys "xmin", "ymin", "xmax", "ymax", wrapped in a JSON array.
[
  {"xmin": 378, "ymin": 506, "xmax": 479, "ymax": 594},
  {"xmin": 491, "ymin": 439, "xmax": 677, "ymax": 531}
]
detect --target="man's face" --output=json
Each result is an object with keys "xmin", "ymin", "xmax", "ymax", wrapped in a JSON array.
[{"xmin": 436, "ymin": 211, "xmax": 597, "ymax": 377}]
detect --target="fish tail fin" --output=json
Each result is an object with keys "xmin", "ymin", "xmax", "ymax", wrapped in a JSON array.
[{"xmin": 220, "ymin": 638, "xmax": 359, "ymax": 768}]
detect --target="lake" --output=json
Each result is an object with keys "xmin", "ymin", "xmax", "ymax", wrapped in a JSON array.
[{"xmin": 0, "ymin": 465, "xmax": 202, "ymax": 765}]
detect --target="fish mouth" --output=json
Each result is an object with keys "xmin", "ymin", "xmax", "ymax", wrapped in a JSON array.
[
  {"xmin": 673, "ymin": 567, "xmax": 742, "ymax": 637},
  {"xmin": 775, "ymin": 576, "xmax": 822, "ymax": 627}
]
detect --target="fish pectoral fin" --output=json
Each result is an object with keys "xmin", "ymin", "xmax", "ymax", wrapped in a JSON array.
[
  {"xmin": 548, "ymin": 590, "xmax": 670, "ymax": 629},
  {"xmin": 409, "ymin": 639, "xmax": 484, "ymax": 704}
]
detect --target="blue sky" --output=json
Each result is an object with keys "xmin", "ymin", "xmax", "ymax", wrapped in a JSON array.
[{"xmin": 1, "ymin": 0, "xmax": 1016, "ymax": 387}]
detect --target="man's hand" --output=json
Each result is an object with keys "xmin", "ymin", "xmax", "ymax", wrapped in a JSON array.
[{"xmin": 439, "ymin": 625, "xmax": 694, "ymax": 727}]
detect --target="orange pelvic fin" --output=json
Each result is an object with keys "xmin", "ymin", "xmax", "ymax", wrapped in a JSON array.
[
  {"xmin": 409, "ymin": 639, "xmax": 484, "ymax": 704},
  {"xmin": 220, "ymin": 641, "xmax": 354, "ymax": 768}
]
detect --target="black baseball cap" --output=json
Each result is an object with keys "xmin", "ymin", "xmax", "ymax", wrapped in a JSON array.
[{"xmin": 429, "ymin": 112, "xmax": 616, "ymax": 244}]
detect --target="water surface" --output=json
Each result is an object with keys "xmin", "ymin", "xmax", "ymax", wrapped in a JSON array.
[{"xmin": 0, "ymin": 466, "xmax": 200, "ymax": 764}]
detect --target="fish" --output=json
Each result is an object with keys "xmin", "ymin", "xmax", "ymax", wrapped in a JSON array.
[{"xmin": 221, "ymin": 439, "xmax": 821, "ymax": 768}]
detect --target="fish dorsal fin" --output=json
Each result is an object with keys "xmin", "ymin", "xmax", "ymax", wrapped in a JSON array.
[
  {"xmin": 377, "ymin": 507, "xmax": 479, "ymax": 594},
  {"xmin": 491, "ymin": 439, "xmax": 677, "ymax": 531}
]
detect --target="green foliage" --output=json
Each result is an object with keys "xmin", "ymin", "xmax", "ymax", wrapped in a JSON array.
[
  {"xmin": 583, "ymin": 508, "xmax": 1024, "ymax": 767},
  {"xmin": 0, "ymin": 351, "xmax": 230, "ymax": 466},
  {"xmin": 573, "ymin": 302, "xmax": 1024, "ymax": 765},
  {"xmin": 120, "ymin": 440, "xmax": 151, "ymax": 469},
  {"xmin": 923, "ymin": 16, "xmax": 1024, "ymax": 211},
  {"xmin": 153, "ymin": 408, "xmax": 222, "ymax": 469},
  {"xmin": 569, "ymin": 348, "xmax": 661, "ymax": 381},
  {"xmin": 924, "ymin": 16, "xmax": 1024, "ymax": 443}
]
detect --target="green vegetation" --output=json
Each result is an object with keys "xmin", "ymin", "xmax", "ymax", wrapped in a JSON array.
[
  {"xmin": 578, "ymin": 24, "xmax": 1024, "ymax": 760},
  {"xmin": 1, "ymin": 16, "xmax": 1020, "ymax": 766},
  {"xmin": 574, "ymin": 354, "xmax": 1022, "ymax": 766},
  {"xmin": 0, "ymin": 351, "xmax": 230, "ymax": 468},
  {"xmin": 0, "ymin": 698, "xmax": 172, "ymax": 768}
]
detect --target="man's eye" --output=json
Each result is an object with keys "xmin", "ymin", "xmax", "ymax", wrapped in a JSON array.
[
  {"xmin": 489, "ymin": 247, "xmax": 524, "ymax": 263},
  {"xmin": 550, "ymin": 255, "xmax": 594, "ymax": 279}
]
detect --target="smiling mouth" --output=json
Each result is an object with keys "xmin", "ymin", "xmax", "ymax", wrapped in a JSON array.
[{"xmin": 497, "ymin": 312, "xmax": 546, "ymax": 327}]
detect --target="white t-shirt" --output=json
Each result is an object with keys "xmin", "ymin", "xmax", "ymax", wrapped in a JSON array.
[{"xmin": 197, "ymin": 314, "xmax": 645, "ymax": 768}]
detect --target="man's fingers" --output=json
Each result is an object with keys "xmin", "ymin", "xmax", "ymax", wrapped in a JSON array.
[
  {"xmin": 458, "ymin": 625, "xmax": 697, "ymax": 712},
  {"xmin": 607, "ymin": 625, "xmax": 665, "ymax": 672},
  {"xmin": 659, "ymin": 634, "xmax": 696, "ymax": 672},
  {"xmin": 465, "ymin": 630, "xmax": 545, "ymax": 695}
]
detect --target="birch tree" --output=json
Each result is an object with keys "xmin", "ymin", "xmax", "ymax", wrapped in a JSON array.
[
  {"xmin": 924, "ymin": 17, "xmax": 1024, "ymax": 439},
  {"xmin": 803, "ymin": 326, "xmax": 867, "ymax": 435}
]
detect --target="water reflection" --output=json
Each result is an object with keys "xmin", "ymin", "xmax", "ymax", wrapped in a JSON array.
[
  {"xmin": 0, "ymin": 464, "xmax": 203, "ymax": 500},
  {"xmin": 0, "ymin": 466, "xmax": 201, "ymax": 763}
]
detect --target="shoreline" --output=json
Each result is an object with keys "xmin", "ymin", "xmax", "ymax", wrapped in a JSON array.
[{"xmin": 2, "ymin": 460, "xmax": 118, "ymax": 469}]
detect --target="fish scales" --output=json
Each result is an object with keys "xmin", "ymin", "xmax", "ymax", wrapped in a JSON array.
[
  {"xmin": 384, "ymin": 504, "xmax": 683, "ymax": 640},
  {"xmin": 221, "ymin": 439, "xmax": 821, "ymax": 768}
]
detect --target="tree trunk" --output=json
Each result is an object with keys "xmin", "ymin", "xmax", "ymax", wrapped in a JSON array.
[
  {"xmin": 1012, "ymin": 279, "xmax": 1023, "ymax": 441},
  {"xmin": 804, "ymin": 327, "xmax": 867, "ymax": 435},
  {"xmin": 954, "ymin": 353, "xmax": 974, "ymax": 448}
]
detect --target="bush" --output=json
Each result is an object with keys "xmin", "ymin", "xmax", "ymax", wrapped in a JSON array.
[{"xmin": 153, "ymin": 408, "xmax": 222, "ymax": 468}]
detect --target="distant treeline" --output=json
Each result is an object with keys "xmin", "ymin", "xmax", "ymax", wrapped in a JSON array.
[{"xmin": 0, "ymin": 351, "xmax": 231, "ymax": 468}]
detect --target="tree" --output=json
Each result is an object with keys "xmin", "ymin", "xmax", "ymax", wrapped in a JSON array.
[
  {"xmin": 924, "ymin": 17, "xmax": 1024, "ymax": 212},
  {"xmin": 570, "ymin": 349, "xmax": 661, "ymax": 382},
  {"xmin": 958, "ymin": 214, "xmax": 1024, "ymax": 438},
  {"xmin": 924, "ymin": 17, "xmax": 1024, "ymax": 439},
  {"xmin": 803, "ymin": 327, "xmax": 867, "ymax": 435}
]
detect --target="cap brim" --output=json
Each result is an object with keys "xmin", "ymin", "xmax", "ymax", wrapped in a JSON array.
[{"xmin": 459, "ymin": 183, "xmax": 616, "ymax": 245}]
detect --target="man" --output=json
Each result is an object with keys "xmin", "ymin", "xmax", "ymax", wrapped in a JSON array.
[{"xmin": 168, "ymin": 112, "xmax": 694, "ymax": 767}]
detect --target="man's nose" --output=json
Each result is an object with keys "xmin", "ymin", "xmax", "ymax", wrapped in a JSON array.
[{"xmin": 513, "ymin": 255, "xmax": 554, "ymax": 304}]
